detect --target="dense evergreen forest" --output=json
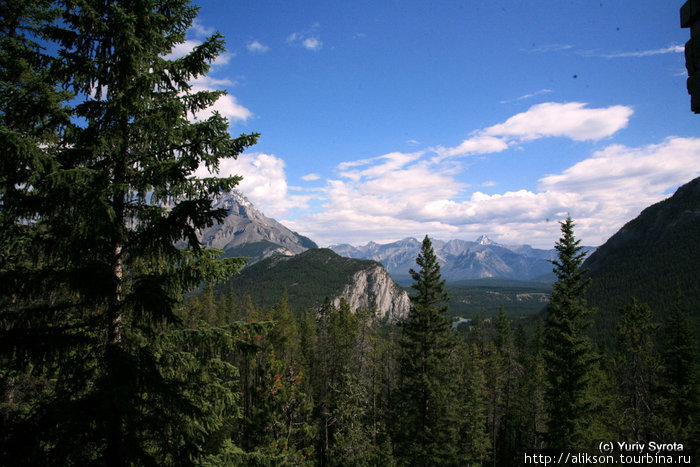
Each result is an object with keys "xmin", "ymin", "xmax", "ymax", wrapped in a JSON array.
[{"xmin": 1, "ymin": 1, "xmax": 698, "ymax": 465}]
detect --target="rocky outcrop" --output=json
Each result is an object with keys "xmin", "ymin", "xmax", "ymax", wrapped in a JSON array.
[{"xmin": 333, "ymin": 265, "xmax": 410, "ymax": 322}]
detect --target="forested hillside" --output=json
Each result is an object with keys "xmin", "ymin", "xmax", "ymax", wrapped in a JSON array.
[
  {"xmin": 583, "ymin": 177, "xmax": 700, "ymax": 343},
  {"xmin": 176, "ymin": 226, "xmax": 699, "ymax": 465},
  {"xmin": 219, "ymin": 248, "xmax": 408, "ymax": 319}
]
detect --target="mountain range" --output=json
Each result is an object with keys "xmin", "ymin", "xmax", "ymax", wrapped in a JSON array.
[
  {"xmin": 198, "ymin": 190, "xmax": 584, "ymax": 284},
  {"xmin": 330, "ymin": 236, "xmax": 595, "ymax": 284},
  {"xmin": 196, "ymin": 176, "xmax": 698, "ymax": 330}
]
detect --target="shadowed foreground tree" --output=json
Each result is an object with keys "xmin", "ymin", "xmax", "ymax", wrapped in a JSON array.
[
  {"xmin": 613, "ymin": 298, "xmax": 662, "ymax": 442},
  {"xmin": 0, "ymin": 0, "xmax": 258, "ymax": 464},
  {"xmin": 391, "ymin": 235, "xmax": 459, "ymax": 466},
  {"xmin": 543, "ymin": 217, "xmax": 607, "ymax": 449},
  {"xmin": 659, "ymin": 288, "xmax": 699, "ymax": 444}
]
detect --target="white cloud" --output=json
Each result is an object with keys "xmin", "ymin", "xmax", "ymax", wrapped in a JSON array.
[
  {"xmin": 285, "ymin": 137, "xmax": 700, "ymax": 248},
  {"xmin": 164, "ymin": 39, "xmax": 233, "ymax": 65},
  {"xmin": 540, "ymin": 137, "xmax": 700, "ymax": 210},
  {"xmin": 190, "ymin": 19, "xmax": 215, "ymax": 38},
  {"xmin": 500, "ymin": 88, "xmax": 553, "ymax": 104},
  {"xmin": 247, "ymin": 40, "xmax": 269, "ymax": 53},
  {"xmin": 302, "ymin": 37, "xmax": 323, "ymax": 51},
  {"xmin": 526, "ymin": 44, "xmax": 574, "ymax": 54},
  {"xmin": 434, "ymin": 135, "xmax": 509, "ymax": 159},
  {"xmin": 433, "ymin": 102, "xmax": 633, "ymax": 162},
  {"xmin": 196, "ymin": 102, "xmax": 694, "ymax": 251},
  {"xmin": 601, "ymin": 44, "xmax": 684, "ymax": 58},
  {"xmin": 165, "ymin": 39, "xmax": 201, "ymax": 60},
  {"xmin": 189, "ymin": 79, "xmax": 252, "ymax": 123},
  {"xmin": 338, "ymin": 151, "xmax": 425, "ymax": 181},
  {"xmin": 287, "ymin": 25, "xmax": 323, "ymax": 51},
  {"xmin": 484, "ymin": 102, "xmax": 633, "ymax": 142},
  {"xmin": 195, "ymin": 153, "xmax": 311, "ymax": 218}
]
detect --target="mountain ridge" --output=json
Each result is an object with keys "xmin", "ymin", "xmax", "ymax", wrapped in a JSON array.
[
  {"xmin": 330, "ymin": 235, "xmax": 595, "ymax": 283},
  {"xmin": 222, "ymin": 248, "xmax": 410, "ymax": 321},
  {"xmin": 583, "ymin": 176, "xmax": 700, "ymax": 340},
  {"xmin": 196, "ymin": 190, "xmax": 317, "ymax": 263}
]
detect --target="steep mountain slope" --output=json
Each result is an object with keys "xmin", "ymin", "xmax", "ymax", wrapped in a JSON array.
[
  {"xmin": 197, "ymin": 190, "xmax": 317, "ymax": 262},
  {"xmin": 330, "ymin": 236, "xmax": 594, "ymax": 283},
  {"xmin": 223, "ymin": 248, "xmax": 410, "ymax": 321},
  {"xmin": 583, "ymin": 176, "xmax": 700, "ymax": 338}
]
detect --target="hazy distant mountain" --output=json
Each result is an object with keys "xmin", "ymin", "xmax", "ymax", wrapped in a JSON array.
[
  {"xmin": 584, "ymin": 176, "xmax": 700, "ymax": 338},
  {"xmin": 330, "ymin": 236, "xmax": 595, "ymax": 283},
  {"xmin": 196, "ymin": 190, "xmax": 317, "ymax": 262}
]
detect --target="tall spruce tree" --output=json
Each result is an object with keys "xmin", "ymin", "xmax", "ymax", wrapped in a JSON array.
[
  {"xmin": 659, "ymin": 288, "xmax": 699, "ymax": 444},
  {"xmin": 0, "ymin": 0, "xmax": 258, "ymax": 463},
  {"xmin": 392, "ymin": 235, "xmax": 458, "ymax": 466},
  {"xmin": 614, "ymin": 298, "xmax": 662, "ymax": 441},
  {"xmin": 543, "ymin": 217, "xmax": 601, "ymax": 449}
]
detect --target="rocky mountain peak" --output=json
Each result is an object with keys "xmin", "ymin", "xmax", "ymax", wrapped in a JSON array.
[
  {"xmin": 476, "ymin": 235, "xmax": 494, "ymax": 245},
  {"xmin": 198, "ymin": 189, "xmax": 317, "ymax": 262}
]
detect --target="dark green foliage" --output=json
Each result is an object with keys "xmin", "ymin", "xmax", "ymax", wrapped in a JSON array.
[
  {"xmin": 0, "ymin": 0, "xmax": 258, "ymax": 463},
  {"xmin": 584, "ymin": 177, "xmax": 700, "ymax": 345},
  {"xmin": 444, "ymin": 279, "xmax": 552, "ymax": 320},
  {"xmin": 456, "ymin": 343, "xmax": 491, "ymax": 465},
  {"xmin": 613, "ymin": 298, "xmax": 662, "ymax": 441},
  {"xmin": 658, "ymin": 288, "xmax": 699, "ymax": 445},
  {"xmin": 543, "ymin": 217, "xmax": 605, "ymax": 449},
  {"xmin": 222, "ymin": 248, "xmax": 382, "ymax": 312},
  {"xmin": 392, "ymin": 235, "xmax": 460, "ymax": 466},
  {"xmin": 514, "ymin": 318, "xmax": 547, "ymax": 451}
]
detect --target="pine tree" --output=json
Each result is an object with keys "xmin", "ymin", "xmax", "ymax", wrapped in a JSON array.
[
  {"xmin": 0, "ymin": 3, "xmax": 73, "ymax": 458},
  {"xmin": 493, "ymin": 306, "xmax": 521, "ymax": 465},
  {"xmin": 392, "ymin": 235, "xmax": 459, "ymax": 466},
  {"xmin": 456, "ymin": 342, "xmax": 491, "ymax": 465},
  {"xmin": 613, "ymin": 298, "xmax": 662, "ymax": 441},
  {"xmin": 659, "ymin": 287, "xmax": 699, "ymax": 444},
  {"xmin": 517, "ymin": 318, "xmax": 547, "ymax": 451},
  {"xmin": 1, "ymin": 0, "xmax": 258, "ymax": 463},
  {"xmin": 543, "ymin": 217, "xmax": 601, "ymax": 449},
  {"xmin": 265, "ymin": 290, "xmax": 301, "ymax": 363}
]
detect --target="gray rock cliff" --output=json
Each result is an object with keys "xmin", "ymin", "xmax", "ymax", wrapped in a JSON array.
[{"xmin": 333, "ymin": 265, "xmax": 410, "ymax": 322}]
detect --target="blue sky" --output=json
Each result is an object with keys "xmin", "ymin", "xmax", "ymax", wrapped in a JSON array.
[{"xmin": 183, "ymin": 0, "xmax": 699, "ymax": 248}]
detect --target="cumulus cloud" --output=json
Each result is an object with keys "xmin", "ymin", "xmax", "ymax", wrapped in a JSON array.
[
  {"xmin": 434, "ymin": 135, "xmax": 509, "ymax": 160},
  {"xmin": 194, "ymin": 153, "xmax": 311, "ymax": 218},
  {"xmin": 302, "ymin": 37, "xmax": 323, "ymax": 51},
  {"xmin": 540, "ymin": 137, "xmax": 700, "ymax": 209},
  {"xmin": 202, "ymin": 102, "xmax": 694, "ymax": 250},
  {"xmin": 162, "ymin": 22, "xmax": 251, "ymax": 125},
  {"xmin": 164, "ymin": 38, "xmax": 233, "ymax": 65},
  {"xmin": 190, "ymin": 19, "xmax": 215, "ymax": 38},
  {"xmin": 287, "ymin": 24, "xmax": 323, "ymax": 51},
  {"xmin": 286, "ymin": 137, "xmax": 700, "ymax": 248},
  {"xmin": 247, "ymin": 40, "xmax": 269, "ymax": 53},
  {"xmin": 188, "ymin": 78, "xmax": 252, "ymax": 123},
  {"xmin": 483, "ymin": 102, "xmax": 633, "ymax": 142},
  {"xmin": 432, "ymin": 102, "xmax": 633, "ymax": 162}
]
